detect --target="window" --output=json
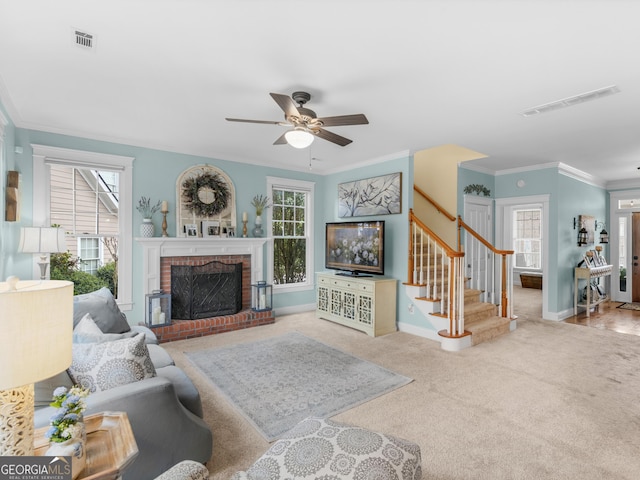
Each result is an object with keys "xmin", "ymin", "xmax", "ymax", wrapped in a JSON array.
[
  {"xmin": 50, "ymin": 164, "xmax": 120, "ymax": 270},
  {"xmin": 32, "ymin": 145, "xmax": 134, "ymax": 310},
  {"xmin": 619, "ymin": 216, "xmax": 627, "ymax": 292},
  {"xmin": 78, "ymin": 237, "xmax": 102, "ymax": 274},
  {"xmin": 513, "ymin": 206, "xmax": 542, "ymax": 270},
  {"xmin": 267, "ymin": 177, "xmax": 314, "ymax": 291}
]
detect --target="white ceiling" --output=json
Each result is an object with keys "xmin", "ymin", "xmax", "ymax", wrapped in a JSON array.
[{"xmin": 1, "ymin": 0, "xmax": 640, "ymax": 185}]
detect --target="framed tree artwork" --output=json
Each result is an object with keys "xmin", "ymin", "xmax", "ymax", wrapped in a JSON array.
[{"xmin": 338, "ymin": 172, "xmax": 402, "ymax": 217}]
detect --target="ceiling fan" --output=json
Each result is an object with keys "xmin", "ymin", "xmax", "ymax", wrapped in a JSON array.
[{"xmin": 225, "ymin": 91, "xmax": 368, "ymax": 148}]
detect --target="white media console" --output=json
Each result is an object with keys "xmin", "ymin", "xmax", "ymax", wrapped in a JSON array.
[{"xmin": 316, "ymin": 272, "xmax": 398, "ymax": 337}]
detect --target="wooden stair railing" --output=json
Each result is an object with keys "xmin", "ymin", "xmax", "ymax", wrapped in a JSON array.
[
  {"xmin": 407, "ymin": 209, "xmax": 467, "ymax": 338},
  {"xmin": 411, "ymin": 184, "xmax": 515, "ymax": 325},
  {"xmin": 457, "ymin": 216, "xmax": 514, "ymax": 319},
  {"xmin": 413, "ymin": 185, "xmax": 456, "ymax": 222}
]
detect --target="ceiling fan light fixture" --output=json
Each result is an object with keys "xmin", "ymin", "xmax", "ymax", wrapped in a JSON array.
[{"xmin": 285, "ymin": 128, "xmax": 314, "ymax": 149}]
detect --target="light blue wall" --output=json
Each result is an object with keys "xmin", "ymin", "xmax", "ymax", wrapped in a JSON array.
[
  {"xmin": 494, "ymin": 166, "xmax": 607, "ymax": 315},
  {"xmin": 323, "ymin": 156, "xmax": 415, "ymax": 329},
  {"xmin": 2, "ymin": 107, "xmax": 415, "ymax": 328},
  {"xmin": 457, "ymin": 167, "xmax": 495, "ymax": 216},
  {"xmin": 0, "ymin": 102, "xmax": 19, "ymax": 281},
  {"xmin": 10, "ymin": 128, "xmax": 330, "ymax": 322}
]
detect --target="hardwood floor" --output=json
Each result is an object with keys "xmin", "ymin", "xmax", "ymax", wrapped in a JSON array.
[{"xmin": 512, "ymin": 285, "xmax": 640, "ymax": 337}]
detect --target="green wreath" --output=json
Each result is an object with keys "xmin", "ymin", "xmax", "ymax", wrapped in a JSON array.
[{"xmin": 182, "ymin": 172, "xmax": 230, "ymax": 216}]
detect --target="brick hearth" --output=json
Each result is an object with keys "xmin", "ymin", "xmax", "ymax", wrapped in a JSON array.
[
  {"xmin": 136, "ymin": 237, "xmax": 274, "ymax": 343},
  {"xmin": 151, "ymin": 254, "xmax": 275, "ymax": 342},
  {"xmin": 151, "ymin": 309, "xmax": 275, "ymax": 343}
]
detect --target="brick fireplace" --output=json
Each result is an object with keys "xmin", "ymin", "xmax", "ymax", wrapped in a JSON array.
[{"xmin": 136, "ymin": 237, "xmax": 275, "ymax": 342}]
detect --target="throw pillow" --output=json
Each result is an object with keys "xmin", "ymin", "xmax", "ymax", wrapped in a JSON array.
[
  {"xmin": 73, "ymin": 287, "xmax": 131, "ymax": 333},
  {"xmin": 73, "ymin": 313, "xmax": 137, "ymax": 343},
  {"xmin": 68, "ymin": 333, "xmax": 156, "ymax": 393}
]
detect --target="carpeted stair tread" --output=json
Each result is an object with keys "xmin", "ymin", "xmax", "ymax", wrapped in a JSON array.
[
  {"xmin": 465, "ymin": 314, "xmax": 512, "ymax": 345},
  {"xmin": 463, "ymin": 301, "xmax": 497, "ymax": 322}
]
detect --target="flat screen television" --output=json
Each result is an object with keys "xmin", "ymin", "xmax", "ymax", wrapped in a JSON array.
[{"xmin": 325, "ymin": 221, "xmax": 385, "ymax": 277}]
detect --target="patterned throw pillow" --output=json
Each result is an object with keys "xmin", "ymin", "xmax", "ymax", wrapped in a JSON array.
[
  {"xmin": 68, "ymin": 333, "xmax": 156, "ymax": 393},
  {"xmin": 230, "ymin": 417, "xmax": 422, "ymax": 480}
]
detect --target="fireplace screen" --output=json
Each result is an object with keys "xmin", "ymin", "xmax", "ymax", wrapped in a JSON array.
[{"xmin": 171, "ymin": 261, "xmax": 242, "ymax": 319}]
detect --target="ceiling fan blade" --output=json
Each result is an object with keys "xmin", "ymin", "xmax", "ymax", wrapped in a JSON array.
[
  {"xmin": 273, "ymin": 132, "xmax": 288, "ymax": 145},
  {"xmin": 225, "ymin": 118, "xmax": 286, "ymax": 125},
  {"xmin": 315, "ymin": 128, "xmax": 353, "ymax": 147},
  {"xmin": 316, "ymin": 114, "xmax": 369, "ymax": 127},
  {"xmin": 270, "ymin": 93, "xmax": 300, "ymax": 118}
]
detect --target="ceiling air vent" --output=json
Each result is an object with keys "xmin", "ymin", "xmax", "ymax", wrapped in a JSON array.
[
  {"xmin": 521, "ymin": 85, "xmax": 620, "ymax": 117},
  {"xmin": 72, "ymin": 29, "xmax": 94, "ymax": 50}
]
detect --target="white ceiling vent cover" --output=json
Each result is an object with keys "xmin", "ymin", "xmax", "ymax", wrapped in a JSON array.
[
  {"xmin": 521, "ymin": 85, "xmax": 621, "ymax": 117},
  {"xmin": 72, "ymin": 28, "xmax": 95, "ymax": 50}
]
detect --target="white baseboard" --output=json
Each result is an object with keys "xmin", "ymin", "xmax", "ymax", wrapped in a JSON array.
[
  {"xmin": 398, "ymin": 321, "xmax": 442, "ymax": 343},
  {"xmin": 274, "ymin": 303, "xmax": 316, "ymax": 316}
]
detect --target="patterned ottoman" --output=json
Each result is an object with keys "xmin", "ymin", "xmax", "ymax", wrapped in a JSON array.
[{"xmin": 231, "ymin": 417, "xmax": 422, "ymax": 479}]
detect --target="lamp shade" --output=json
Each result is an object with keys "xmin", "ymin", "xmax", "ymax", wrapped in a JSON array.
[
  {"xmin": 284, "ymin": 128, "xmax": 314, "ymax": 149},
  {"xmin": 18, "ymin": 226, "xmax": 66, "ymax": 254},
  {"xmin": 0, "ymin": 278, "xmax": 73, "ymax": 390}
]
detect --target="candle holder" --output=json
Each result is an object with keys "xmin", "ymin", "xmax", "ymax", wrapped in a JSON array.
[
  {"xmin": 242, "ymin": 219, "xmax": 248, "ymax": 238},
  {"xmin": 161, "ymin": 209, "xmax": 169, "ymax": 237}
]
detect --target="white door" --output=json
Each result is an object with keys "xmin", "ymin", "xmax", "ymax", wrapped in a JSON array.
[{"xmin": 464, "ymin": 196, "xmax": 493, "ymax": 302}]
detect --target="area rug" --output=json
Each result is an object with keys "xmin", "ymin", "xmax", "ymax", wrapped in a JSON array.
[
  {"xmin": 185, "ymin": 331, "xmax": 413, "ymax": 441},
  {"xmin": 617, "ymin": 302, "xmax": 640, "ymax": 311}
]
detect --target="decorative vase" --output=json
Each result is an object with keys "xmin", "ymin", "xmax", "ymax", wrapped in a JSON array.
[
  {"xmin": 140, "ymin": 218, "xmax": 155, "ymax": 237},
  {"xmin": 252, "ymin": 214, "xmax": 263, "ymax": 237},
  {"xmin": 45, "ymin": 435, "xmax": 86, "ymax": 479}
]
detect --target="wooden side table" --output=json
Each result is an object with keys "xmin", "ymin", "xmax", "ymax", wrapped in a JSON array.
[
  {"xmin": 34, "ymin": 411, "xmax": 139, "ymax": 480},
  {"xmin": 574, "ymin": 265, "xmax": 612, "ymax": 317}
]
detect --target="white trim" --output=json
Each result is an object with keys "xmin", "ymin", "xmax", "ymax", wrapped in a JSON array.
[
  {"xmin": 266, "ymin": 176, "xmax": 315, "ymax": 293},
  {"xmin": 557, "ymin": 162, "xmax": 606, "ymax": 188},
  {"xmin": 607, "ymin": 178, "xmax": 640, "ymax": 190},
  {"xmin": 0, "ymin": 109, "xmax": 7, "ymax": 138},
  {"xmin": 135, "ymin": 237, "xmax": 267, "ymax": 297},
  {"xmin": 397, "ymin": 321, "xmax": 442, "ymax": 343},
  {"xmin": 31, "ymin": 144, "xmax": 135, "ymax": 310},
  {"xmin": 274, "ymin": 303, "xmax": 316, "ymax": 316},
  {"xmin": 608, "ymin": 189, "xmax": 640, "ymax": 302},
  {"xmin": 0, "ymin": 111, "xmax": 6, "ymax": 280},
  {"xmin": 496, "ymin": 194, "xmax": 550, "ymax": 319},
  {"xmin": 458, "ymin": 161, "xmax": 495, "ymax": 176},
  {"xmin": 463, "ymin": 161, "xmax": 606, "ymax": 189},
  {"xmin": 328, "ymin": 150, "xmax": 411, "ymax": 174}
]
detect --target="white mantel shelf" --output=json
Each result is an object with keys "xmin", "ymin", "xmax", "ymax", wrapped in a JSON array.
[{"xmin": 135, "ymin": 237, "xmax": 269, "ymax": 296}]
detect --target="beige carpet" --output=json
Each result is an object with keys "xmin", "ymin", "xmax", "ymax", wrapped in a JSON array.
[{"xmin": 163, "ymin": 287, "xmax": 640, "ymax": 480}]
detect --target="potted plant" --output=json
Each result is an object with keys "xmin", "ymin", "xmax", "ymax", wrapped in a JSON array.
[
  {"xmin": 251, "ymin": 194, "xmax": 271, "ymax": 217},
  {"xmin": 250, "ymin": 194, "xmax": 271, "ymax": 237},
  {"xmin": 137, "ymin": 196, "xmax": 162, "ymax": 237},
  {"xmin": 620, "ymin": 266, "xmax": 627, "ymax": 291},
  {"xmin": 45, "ymin": 386, "xmax": 90, "ymax": 479}
]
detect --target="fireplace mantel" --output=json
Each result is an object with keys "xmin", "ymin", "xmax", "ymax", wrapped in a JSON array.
[{"xmin": 136, "ymin": 237, "xmax": 268, "ymax": 296}]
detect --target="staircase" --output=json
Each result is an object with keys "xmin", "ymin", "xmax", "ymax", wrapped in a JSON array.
[{"xmin": 405, "ymin": 207, "xmax": 515, "ymax": 351}]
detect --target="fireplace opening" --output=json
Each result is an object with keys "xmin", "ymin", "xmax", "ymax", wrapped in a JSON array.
[{"xmin": 171, "ymin": 261, "xmax": 242, "ymax": 319}]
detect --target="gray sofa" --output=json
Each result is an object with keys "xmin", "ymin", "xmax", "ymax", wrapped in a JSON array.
[{"xmin": 34, "ymin": 288, "xmax": 212, "ymax": 480}]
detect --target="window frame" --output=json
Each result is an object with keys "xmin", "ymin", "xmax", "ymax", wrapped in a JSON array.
[
  {"xmin": 266, "ymin": 176, "xmax": 315, "ymax": 293},
  {"xmin": 512, "ymin": 205, "xmax": 543, "ymax": 271},
  {"xmin": 32, "ymin": 144, "xmax": 134, "ymax": 310},
  {"xmin": 77, "ymin": 236, "xmax": 103, "ymax": 274}
]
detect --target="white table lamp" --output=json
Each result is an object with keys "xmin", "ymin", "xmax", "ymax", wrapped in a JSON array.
[
  {"xmin": 0, "ymin": 277, "xmax": 73, "ymax": 455},
  {"xmin": 18, "ymin": 227, "xmax": 67, "ymax": 280}
]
